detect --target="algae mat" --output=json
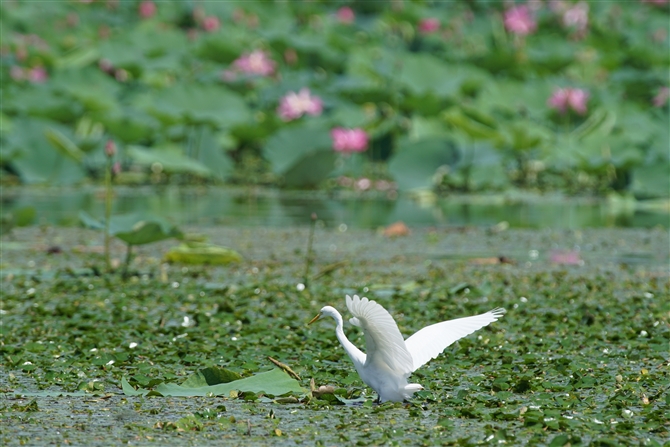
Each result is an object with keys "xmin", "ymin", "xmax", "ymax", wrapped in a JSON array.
[{"xmin": 1, "ymin": 226, "xmax": 668, "ymax": 446}]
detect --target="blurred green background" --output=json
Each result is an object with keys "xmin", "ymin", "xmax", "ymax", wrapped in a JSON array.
[{"xmin": 1, "ymin": 0, "xmax": 668, "ymax": 197}]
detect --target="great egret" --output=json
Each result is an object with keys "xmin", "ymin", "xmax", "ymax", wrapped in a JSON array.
[{"xmin": 309, "ymin": 294, "xmax": 505, "ymax": 402}]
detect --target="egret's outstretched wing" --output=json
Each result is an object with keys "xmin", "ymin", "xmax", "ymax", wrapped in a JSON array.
[
  {"xmin": 405, "ymin": 308, "xmax": 506, "ymax": 372},
  {"xmin": 346, "ymin": 295, "xmax": 414, "ymax": 374}
]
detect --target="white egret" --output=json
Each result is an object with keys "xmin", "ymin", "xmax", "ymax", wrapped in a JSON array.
[{"xmin": 309, "ymin": 294, "xmax": 505, "ymax": 402}]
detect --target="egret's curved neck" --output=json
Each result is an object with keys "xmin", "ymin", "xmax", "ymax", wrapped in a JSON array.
[{"xmin": 329, "ymin": 311, "xmax": 365, "ymax": 367}]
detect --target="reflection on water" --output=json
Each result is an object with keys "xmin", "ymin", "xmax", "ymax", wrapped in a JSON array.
[{"xmin": 1, "ymin": 186, "xmax": 668, "ymax": 229}]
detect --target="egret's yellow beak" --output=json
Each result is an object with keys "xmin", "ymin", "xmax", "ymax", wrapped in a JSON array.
[{"xmin": 308, "ymin": 313, "xmax": 322, "ymax": 325}]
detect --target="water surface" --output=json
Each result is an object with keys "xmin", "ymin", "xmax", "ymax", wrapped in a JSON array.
[{"xmin": 2, "ymin": 186, "xmax": 668, "ymax": 229}]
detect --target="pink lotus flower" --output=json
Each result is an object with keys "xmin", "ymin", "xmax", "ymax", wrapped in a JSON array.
[
  {"xmin": 331, "ymin": 128, "xmax": 369, "ymax": 153},
  {"xmin": 104, "ymin": 140, "xmax": 117, "ymax": 157},
  {"xmin": 547, "ymin": 87, "xmax": 589, "ymax": 115},
  {"xmin": 563, "ymin": 2, "xmax": 588, "ymax": 32},
  {"xmin": 653, "ymin": 87, "xmax": 669, "ymax": 107},
  {"xmin": 138, "ymin": 1, "xmax": 156, "ymax": 19},
  {"xmin": 232, "ymin": 50, "xmax": 276, "ymax": 77},
  {"xmin": 355, "ymin": 178, "xmax": 372, "ymax": 191},
  {"xmin": 418, "ymin": 18, "xmax": 440, "ymax": 34},
  {"xmin": 504, "ymin": 5, "xmax": 537, "ymax": 36},
  {"xmin": 336, "ymin": 7, "xmax": 355, "ymax": 24},
  {"xmin": 99, "ymin": 58, "xmax": 114, "ymax": 73},
  {"xmin": 277, "ymin": 88, "xmax": 323, "ymax": 121},
  {"xmin": 27, "ymin": 66, "xmax": 48, "ymax": 83},
  {"xmin": 202, "ymin": 16, "xmax": 220, "ymax": 32}
]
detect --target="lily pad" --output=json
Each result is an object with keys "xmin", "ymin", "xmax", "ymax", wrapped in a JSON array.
[
  {"xmin": 127, "ymin": 145, "xmax": 213, "ymax": 178},
  {"xmin": 164, "ymin": 242, "xmax": 242, "ymax": 265},
  {"xmin": 389, "ymin": 136, "xmax": 460, "ymax": 190},
  {"xmin": 263, "ymin": 122, "xmax": 336, "ymax": 187},
  {"xmin": 79, "ymin": 211, "xmax": 183, "ymax": 245},
  {"xmin": 122, "ymin": 368, "xmax": 305, "ymax": 398},
  {"xmin": 181, "ymin": 366, "xmax": 243, "ymax": 388}
]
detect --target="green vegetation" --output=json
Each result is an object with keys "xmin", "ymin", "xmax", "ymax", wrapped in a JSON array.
[
  {"xmin": 2, "ymin": 1, "xmax": 668, "ymax": 195},
  {"xmin": 1, "ymin": 226, "xmax": 668, "ymax": 445},
  {"xmin": 1, "ymin": 2, "xmax": 668, "ymax": 445}
]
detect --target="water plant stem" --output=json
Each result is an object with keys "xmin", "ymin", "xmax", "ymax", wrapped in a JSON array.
[
  {"xmin": 122, "ymin": 243, "xmax": 133, "ymax": 279},
  {"xmin": 104, "ymin": 157, "xmax": 113, "ymax": 271}
]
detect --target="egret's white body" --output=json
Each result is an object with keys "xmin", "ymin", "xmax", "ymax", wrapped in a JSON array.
[{"xmin": 310, "ymin": 295, "xmax": 505, "ymax": 402}]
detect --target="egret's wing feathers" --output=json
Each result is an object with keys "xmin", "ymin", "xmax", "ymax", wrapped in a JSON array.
[
  {"xmin": 346, "ymin": 295, "xmax": 414, "ymax": 375},
  {"xmin": 405, "ymin": 308, "xmax": 506, "ymax": 372}
]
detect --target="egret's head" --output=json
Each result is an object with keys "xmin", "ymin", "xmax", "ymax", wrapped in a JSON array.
[{"xmin": 308, "ymin": 306, "xmax": 338, "ymax": 325}]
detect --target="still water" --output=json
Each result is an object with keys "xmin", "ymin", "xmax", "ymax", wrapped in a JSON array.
[{"xmin": 2, "ymin": 186, "xmax": 668, "ymax": 229}]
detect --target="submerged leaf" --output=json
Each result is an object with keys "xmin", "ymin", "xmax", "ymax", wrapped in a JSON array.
[{"xmin": 164, "ymin": 242, "xmax": 242, "ymax": 265}]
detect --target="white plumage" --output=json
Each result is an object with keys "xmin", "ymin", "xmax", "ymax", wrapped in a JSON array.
[{"xmin": 309, "ymin": 294, "xmax": 505, "ymax": 402}]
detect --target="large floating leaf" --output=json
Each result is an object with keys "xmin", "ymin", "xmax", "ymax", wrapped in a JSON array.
[
  {"xmin": 164, "ymin": 242, "xmax": 242, "ymax": 265},
  {"xmin": 476, "ymin": 79, "xmax": 554, "ymax": 118},
  {"xmin": 443, "ymin": 108, "xmax": 500, "ymax": 141},
  {"xmin": 264, "ymin": 123, "xmax": 337, "ymax": 187},
  {"xmin": 79, "ymin": 211, "xmax": 183, "ymax": 246},
  {"xmin": 389, "ymin": 137, "xmax": 460, "ymax": 190},
  {"xmin": 181, "ymin": 366, "xmax": 242, "ymax": 388},
  {"xmin": 99, "ymin": 108, "xmax": 160, "ymax": 144},
  {"xmin": 264, "ymin": 123, "xmax": 333, "ymax": 174},
  {"xmin": 497, "ymin": 121, "xmax": 551, "ymax": 152},
  {"xmin": 135, "ymin": 84, "xmax": 251, "ymax": 127},
  {"xmin": 3, "ymin": 86, "xmax": 82, "ymax": 122},
  {"xmin": 631, "ymin": 163, "xmax": 670, "ymax": 199},
  {"xmin": 457, "ymin": 142, "xmax": 509, "ymax": 191},
  {"xmin": 122, "ymin": 368, "xmax": 305, "ymax": 398},
  {"xmin": 110, "ymin": 214, "xmax": 183, "ymax": 246},
  {"xmin": 127, "ymin": 145, "xmax": 213, "ymax": 177},
  {"xmin": 50, "ymin": 68, "xmax": 121, "ymax": 113},
  {"xmin": 283, "ymin": 150, "xmax": 338, "ymax": 188},
  {"xmin": 55, "ymin": 47, "xmax": 99, "ymax": 70},
  {"xmin": 192, "ymin": 126, "xmax": 234, "ymax": 181},
  {"xmin": 397, "ymin": 53, "xmax": 487, "ymax": 98},
  {"xmin": 7, "ymin": 119, "xmax": 86, "ymax": 185},
  {"xmin": 78, "ymin": 210, "xmax": 105, "ymax": 231}
]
